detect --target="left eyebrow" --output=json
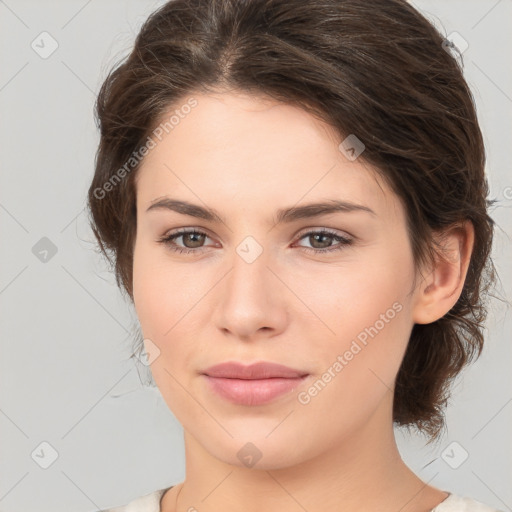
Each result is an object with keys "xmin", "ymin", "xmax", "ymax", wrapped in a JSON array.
[
  {"xmin": 274, "ymin": 199, "xmax": 376, "ymax": 224},
  {"xmin": 145, "ymin": 197, "xmax": 376, "ymax": 225}
]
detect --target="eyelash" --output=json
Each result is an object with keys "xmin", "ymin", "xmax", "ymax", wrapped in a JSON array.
[{"xmin": 156, "ymin": 228, "xmax": 353, "ymax": 255}]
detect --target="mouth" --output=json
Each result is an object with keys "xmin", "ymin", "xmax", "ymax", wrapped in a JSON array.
[{"xmin": 201, "ymin": 361, "xmax": 310, "ymax": 406}]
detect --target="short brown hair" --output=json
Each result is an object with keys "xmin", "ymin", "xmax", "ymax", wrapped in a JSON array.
[{"xmin": 87, "ymin": 0, "xmax": 496, "ymax": 442}]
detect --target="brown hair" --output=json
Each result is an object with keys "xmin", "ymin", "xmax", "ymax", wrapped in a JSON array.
[{"xmin": 87, "ymin": 0, "xmax": 496, "ymax": 442}]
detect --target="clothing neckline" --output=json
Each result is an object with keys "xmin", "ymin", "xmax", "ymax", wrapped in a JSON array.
[
  {"xmin": 159, "ymin": 486, "xmax": 174, "ymax": 510},
  {"xmin": 431, "ymin": 492, "xmax": 452, "ymax": 511},
  {"xmin": 159, "ymin": 487, "xmax": 453, "ymax": 512}
]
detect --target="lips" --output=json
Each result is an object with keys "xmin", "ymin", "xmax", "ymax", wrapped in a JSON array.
[
  {"xmin": 201, "ymin": 361, "xmax": 309, "ymax": 406},
  {"xmin": 202, "ymin": 361, "xmax": 308, "ymax": 379}
]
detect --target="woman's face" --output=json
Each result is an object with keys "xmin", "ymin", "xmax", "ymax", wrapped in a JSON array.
[{"xmin": 132, "ymin": 91, "xmax": 421, "ymax": 469}]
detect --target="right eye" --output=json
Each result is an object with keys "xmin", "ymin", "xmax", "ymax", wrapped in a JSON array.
[{"xmin": 157, "ymin": 228, "xmax": 214, "ymax": 254}]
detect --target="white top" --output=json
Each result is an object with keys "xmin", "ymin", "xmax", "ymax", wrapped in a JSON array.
[{"xmin": 98, "ymin": 488, "xmax": 505, "ymax": 512}]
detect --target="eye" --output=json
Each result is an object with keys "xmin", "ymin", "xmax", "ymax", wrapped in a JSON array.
[
  {"xmin": 157, "ymin": 227, "xmax": 353, "ymax": 255},
  {"xmin": 294, "ymin": 229, "xmax": 353, "ymax": 254},
  {"xmin": 157, "ymin": 228, "xmax": 214, "ymax": 254}
]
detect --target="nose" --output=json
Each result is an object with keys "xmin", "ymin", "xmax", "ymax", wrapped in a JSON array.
[{"xmin": 213, "ymin": 245, "xmax": 288, "ymax": 341}]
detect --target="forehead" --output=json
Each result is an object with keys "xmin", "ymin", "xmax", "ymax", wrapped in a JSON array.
[{"xmin": 135, "ymin": 91, "xmax": 402, "ymax": 223}]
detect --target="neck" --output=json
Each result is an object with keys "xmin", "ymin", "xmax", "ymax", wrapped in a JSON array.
[{"xmin": 162, "ymin": 392, "xmax": 447, "ymax": 512}]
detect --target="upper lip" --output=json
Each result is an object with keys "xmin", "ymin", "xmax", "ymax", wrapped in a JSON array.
[{"xmin": 202, "ymin": 361, "xmax": 308, "ymax": 379}]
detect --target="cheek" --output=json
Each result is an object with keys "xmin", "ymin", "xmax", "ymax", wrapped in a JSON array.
[
  {"xmin": 290, "ymin": 248, "xmax": 414, "ymax": 396},
  {"xmin": 294, "ymin": 280, "xmax": 411, "ymax": 443},
  {"xmin": 132, "ymin": 243, "xmax": 188, "ymax": 337},
  {"xmin": 132, "ymin": 243, "xmax": 207, "ymax": 384},
  {"xmin": 132, "ymin": 245, "xmax": 199, "ymax": 413},
  {"xmin": 132, "ymin": 245, "xmax": 162, "ymax": 337},
  {"xmin": 290, "ymin": 246, "xmax": 413, "ymax": 336}
]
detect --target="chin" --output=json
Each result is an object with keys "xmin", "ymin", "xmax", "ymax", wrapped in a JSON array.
[{"xmin": 194, "ymin": 426, "xmax": 315, "ymax": 471}]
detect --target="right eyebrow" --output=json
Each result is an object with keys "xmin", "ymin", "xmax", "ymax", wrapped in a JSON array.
[{"xmin": 146, "ymin": 198, "xmax": 225, "ymax": 223}]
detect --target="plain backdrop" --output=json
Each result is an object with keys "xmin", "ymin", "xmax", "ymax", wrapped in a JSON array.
[{"xmin": 0, "ymin": 1, "xmax": 511, "ymax": 511}]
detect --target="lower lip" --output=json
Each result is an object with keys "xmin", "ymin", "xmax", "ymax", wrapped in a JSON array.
[{"xmin": 203, "ymin": 375, "xmax": 308, "ymax": 406}]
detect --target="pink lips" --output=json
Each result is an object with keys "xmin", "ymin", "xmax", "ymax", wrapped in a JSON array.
[{"xmin": 202, "ymin": 361, "xmax": 309, "ymax": 406}]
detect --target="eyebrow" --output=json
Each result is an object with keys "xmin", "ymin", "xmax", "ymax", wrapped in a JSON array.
[{"xmin": 146, "ymin": 197, "xmax": 376, "ymax": 225}]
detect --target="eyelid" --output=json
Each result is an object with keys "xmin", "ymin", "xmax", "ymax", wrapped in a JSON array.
[
  {"xmin": 160, "ymin": 226, "xmax": 213, "ymax": 240},
  {"xmin": 158, "ymin": 226, "xmax": 355, "ymax": 256},
  {"xmin": 159, "ymin": 226, "xmax": 352, "ymax": 244},
  {"xmin": 294, "ymin": 226, "xmax": 352, "ymax": 240}
]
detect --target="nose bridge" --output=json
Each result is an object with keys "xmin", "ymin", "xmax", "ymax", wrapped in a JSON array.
[
  {"xmin": 227, "ymin": 234, "xmax": 271, "ymax": 303},
  {"xmin": 214, "ymin": 233, "xmax": 286, "ymax": 338}
]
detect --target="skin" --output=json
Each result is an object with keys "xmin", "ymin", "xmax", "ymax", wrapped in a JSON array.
[{"xmin": 131, "ymin": 90, "xmax": 474, "ymax": 512}]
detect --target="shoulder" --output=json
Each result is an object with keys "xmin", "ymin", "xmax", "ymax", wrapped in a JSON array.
[
  {"xmin": 433, "ymin": 493, "xmax": 505, "ymax": 512},
  {"xmin": 98, "ymin": 486, "xmax": 172, "ymax": 512}
]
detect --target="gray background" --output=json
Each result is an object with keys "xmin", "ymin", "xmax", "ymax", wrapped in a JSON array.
[{"xmin": 0, "ymin": 1, "xmax": 510, "ymax": 511}]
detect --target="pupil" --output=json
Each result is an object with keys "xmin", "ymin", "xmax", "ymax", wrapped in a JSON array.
[
  {"xmin": 312, "ymin": 233, "xmax": 331, "ymax": 248},
  {"xmin": 186, "ymin": 233, "xmax": 204, "ymax": 248}
]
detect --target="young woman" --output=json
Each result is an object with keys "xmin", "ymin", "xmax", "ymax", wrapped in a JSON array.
[{"xmin": 87, "ymin": 0, "xmax": 501, "ymax": 511}]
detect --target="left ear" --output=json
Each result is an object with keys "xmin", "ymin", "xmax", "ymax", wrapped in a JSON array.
[{"xmin": 412, "ymin": 220, "xmax": 475, "ymax": 325}]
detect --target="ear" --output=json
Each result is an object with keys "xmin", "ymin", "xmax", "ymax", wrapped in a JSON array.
[{"xmin": 412, "ymin": 221, "xmax": 475, "ymax": 325}]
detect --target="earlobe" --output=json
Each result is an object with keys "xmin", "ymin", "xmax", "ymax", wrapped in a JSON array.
[{"xmin": 412, "ymin": 221, "xmax": 475, "ymax": 325}]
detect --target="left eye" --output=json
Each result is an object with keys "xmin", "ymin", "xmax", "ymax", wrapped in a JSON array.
[
  {"xmin": 157, "ymin": 228, "xmax": 353, "ymax": 255},
  {"xmin": 295, "ymin": 229, "xmax": 353, "ymax": 253}
]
